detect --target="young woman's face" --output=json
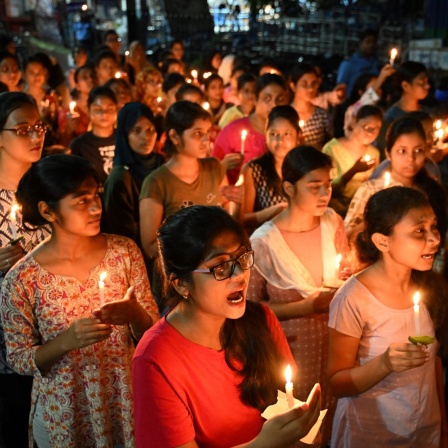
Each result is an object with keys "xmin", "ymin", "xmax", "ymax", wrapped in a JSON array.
[
  {"xmin": 403, "ymin": 72, "xmax": 430, "ymax": 101},
  {"xmin": 180, "ymin": 92, "xmax": 203, "ymax": 105},
  {"xmin": 388, "ymin": 132, "xmax": 426, "ymax": 182},
  {"xmin": 238, "ymin": 81, "xmax": 256, "ymax": 111},
  {"xmin": 266, "ymin": 117, "xmax": 299, "ymax": 160},
  {"xmin": 167, "ymin": 61, "xmax": 183, "ymax": 75},
  {"xmin": 206, "ymin": 79, "xmax": 224, "ymax": 102},
  {"xmin": 383, "ymin": 205, "xmax": 440, "ymax": 271},
  {"xmin": 0, "ymin": 104, "xmax": 45, "ymax": 164},
  {"xmin": 171, "ymin": 43, "xmax": 184, "ymax": 61},
  {"xmin": 351, "ymin": 115, "xmax": 382, "ymax": 145},
  {"xmin": 255, "ymin": 84, "xmax": 287, "ymax": 121},
  {"xmin": 89, "ymin": 96, "xmax": 117, "ymax": 129},
  {"xmin": 96, "ymin": 57, "xmax": 118, "ymax": 85},
  {"xmin": 144, "ymin": 74, "xmax": 162, "ymax": 99},
  {"xmin": 127, "ymin": 116, "xmax": 157, "ymax": 156},
  {"xmin": 51, "ymin": 177, "xmax": 102, "ymax": 237},
  {"xmin": 74, "ymin": 49, "xmax": 88, "ymax": 67},
  {"xmin": 291, "ymin": 72, "xmax": 319, "ymax": 103},
  {"xmin": 174, "ymin": 118, "xmax": 211, "ymax": 158},
  {"xmin": 186, "ymin": 230, "xmax": 250, "ymax": 323},
  {"xmin": 76, "ymin": 67, "xmax": 95, "ymax": 95},
  {"xmin": 0, "ymin": 57, "xmax": 21, "ymax": 91},
  {"xmin": 109, "ymin": 82, "xmax": 132, "ymax": 110},
  {"xmin": 287, "ymin": 167, "xmax": 332, "ymax": 216},
  {"xmin": 105, "ymin": 33, "xmax": 121, "ymax": 55},
  {"xmin": 25, "ymin": 62, "xmax": 48, "ymax": 89}
]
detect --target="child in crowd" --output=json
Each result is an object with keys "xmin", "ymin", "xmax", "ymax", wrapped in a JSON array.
[
  {"xmin": 328, "ymin": 186, "xmax": 448, "ymax": 447},
  {"xmin": 94, "ymin": 50, "xmax": 119, "ymax": 86},
  {"xmin": 69, "ymin": 86, "xmax": 117, "ymax": 188},
  {"xmin": 203, "ymin": 73, "xmax": 228, "ymax": 125}
]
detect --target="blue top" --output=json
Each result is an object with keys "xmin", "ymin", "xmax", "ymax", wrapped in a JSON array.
[{"xmin": 337, "ymin": 51, "xmax": 380, "ymax": 97}]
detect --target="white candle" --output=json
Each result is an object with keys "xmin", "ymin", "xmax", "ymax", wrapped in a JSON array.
[
  {"xmin": 203, "ymin": 71, "xmax": 212, "ymax": 79},
  {"xmin": 240, "ymin": 130, "xmax": 248, "ymax": 156},
  {"xmin": 389, "ymin": 48, "xmax": 398, "ymax": 66},
  {"xmin": 229, "ymin": 175, "xmax": 244, "ymax": 216},
  {"xmin": 299, "ymin": 119, "xmax": 305, "ymax": 129},
  {"xmin": 285, "ymin": 364, "xmax": 294, "ymax": 409},
  {"xmin": 363, "ymin": 154, "xmax": 371, "ymax": 163},
  {"xmin": 202, "ymin": 102, "xmax": 210, "ymax": 111},
  {"xmin": 384, "ymin": 171, "xmax": 391, "ymax": 188},
  {"xmin": 9, "ymin": 204, "xmax": 18, "ymax": 240},
  {"xmin": 334, "ymin": 253, "xmax": 342, "ymax": 283},
  {"xmin": 191, "ymin": 69, "xmax": 198, "ymax": 81},
  {"xmin": 99, "ymin": 271, "xmax": 107, "ymax": 306},
  {"xmin": 413, "ymin": 291, "xmax": 420, "ymax": 336},
  {"xmin": 69, "ymin": 101, "xmax": 76, "ymax": 114}
]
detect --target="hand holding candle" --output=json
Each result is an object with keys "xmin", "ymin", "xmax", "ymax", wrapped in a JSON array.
[
  {"xmin": 240, "ymin": 130, "xmax": 248, "ymax": 156},
  {"xmin": 99, "ymin": 271, "xmax": 107, "ymax": 307},
  {"xmin": 69, "ymin": 101, "xmax": 76, "ymax": 114},
  {"xmin": 284, "ymin": 364, "xmax": 294, "ymax": 409}
]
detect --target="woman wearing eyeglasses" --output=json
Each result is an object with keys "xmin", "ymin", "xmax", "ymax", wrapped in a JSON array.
[
  {"xmin": 104, "ymin": 102, "xmax": 164, "ymax": 247},
  {"xmin": 0, "ymin": 92, "xmax": 50, "ymax": 448},
  {"xmin": 133, "ymin": 205, "xmax": 321, "ymax": 448},
  {"xmin": 322, "ymin": 105, "xmax": 382, "ymax": 217}
]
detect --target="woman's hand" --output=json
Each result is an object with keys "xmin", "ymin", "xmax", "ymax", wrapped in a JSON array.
[
  {"xmin": 61, "ymin": 317, "xmax": 112, "ymax": 351},
  {"xmin": 222, "ymin": 153, "xmax": 244, "ymax": 170},
  {"xmin": 0, "ymin": 244, "xmax": 24, "ymax": 274},
  {"xmin": 221, "ymin": 184, "xmax": 244, "ymax": 204},
  {"xmin": 381, "ymin": 343, "xmax": 429, "ymax": 373},
  {"xmin": 93, "ymin": 286, "xmax": 140, "ymax": 325},
  {"xmin": 351, "ymin": 157, "xmax": 376, "ymax": 175},
  {"xmin": 253, "ymin": 385, "xmax": 321, "ymax": 448}
]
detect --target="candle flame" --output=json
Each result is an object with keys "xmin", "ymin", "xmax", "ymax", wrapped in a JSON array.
[
  {"xmin": 202, "ymin": 102, "xmax": 210, "ymax": 111},
  {"xmin": 235, "ymin": 175, "xmax": 244, "ymax": 186},
  {"xmin": 69, "ymin": 101, "xmax": 76, "ymax": 113},
  {"xmin": 125, "ymin": 50, "xmax": 129, "ymax": 56},
  {"xmin": 241, "ymin": 129, "xmax": 248, "ymax": 140},
  {"xmin": 390, "ymin": 48, "xmax": 398, "ymax": 59},
  {"xmin": 191, "ymin": 69, "xmax": 198, "ymax": 79},
  {"xmin": 335, "ymin": 253, "xmax": 342, "ymax": 269},
  {"xmin": 413, "ymin": 291, "xmax": 420, "ymax": 306},
  {"xmin": 436, "ymin": 129, "xmax": 444, "ymax": 140},
  {"xmin": 157, "ymin": 96, "xmax": 163, "ymax": 103},
  {"xmin": 114, "ymin": 71, "xmax": 122, "ymax": 79},
  {"xmin": 203, "ymin": 72, "xmax": 212, "ymax": 79},
  {"xmin": 299, "ymin": 119, "xmax": 305, "ymax": 128},
  {"xmin": 363, "ymin": 154, "xmax": 371, "ymax": 162},
  {"xmin": 99, "ymin": 271, "xmax": 107, "ymax": 282},
  {"xmin": 285, "ymin": 364, "xmax": 292, "ymax": 383},
  {"xmin": 384, "ymin": 171, "xmax": 391, "ymax": 187},
  {"xmin": 435, "ymin": 120, "xmax": 442, "ymax": 130},
  {"xmin": 10, "ymin": 204, "xmax": 18, "ymax": 218}
]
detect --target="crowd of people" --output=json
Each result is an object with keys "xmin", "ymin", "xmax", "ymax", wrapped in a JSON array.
[{"xmin": 0, "ymin": 26, "xmax": 448, "ymax": 448}]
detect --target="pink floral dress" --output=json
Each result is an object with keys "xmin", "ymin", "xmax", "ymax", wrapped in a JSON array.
[{"xmin": 0, "ymin": 234, "xmax": 159, "ymax": 447}]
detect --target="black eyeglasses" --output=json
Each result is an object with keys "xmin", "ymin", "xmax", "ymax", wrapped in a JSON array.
[
  {"xmin": 2, "ymin": 123, "xmax": 51, "ymax": 137},
  {"xmin": 193, "ymin": 250, "xmax": 254, "ymax": 281}
]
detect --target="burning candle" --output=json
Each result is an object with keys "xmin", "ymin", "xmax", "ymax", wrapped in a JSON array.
[
  {"xmin": 114, "ymin": 71, "xmax": 122, "ymax": 79},
  {"xmin": 334, "ymin": 253, "xmax": 342, "ymax": 282},
  {"xmin": 435, "ymin": 120, "xmax": 442, "ymax": 131},
  {"xmin": 285, "ymin": 364, "xmax": 294, "ymax": 409},
  {"xmin": 413, "ymin": 291, "xmax": 420, "ymax": 336},
  {"xmin": 9, "ymin": 204, "xmax": 18, "ymax": 240},
  {"xmin": 69, "ymin": 101, "xmax": 76, "ymax": 114},
  {"xmin": 125, "ymin": 50, "xmax": 129, "ymax": 57},
  {"xmin": 240, "ymin": 130, "xmax": 248, "ymax": 156},
  {"xmin": 389, "ymin": 48, "xmax": 398, "ymax": 66},
  {"xmin": 99, "ymin": 271, "xmax": 107, "ymax": 306},
  {"xmin": 203, "ymin": 72, "xmax": 212, "ymax": 79},
  {"xmin": 299, "ymin": 119, "xmax": 305, "ymax": 129},
  {"xmin": 191, "ymin": 69, "xmax": 198, "ymax": 81},
  {"xmin": 229, "ymin": 175, "xmax": 244, "ymax": 216},
  {"xmin": 363, "ymin": 154, "xmax": 371, "ymax": 163},
  {"xmin": 157, "ymin": 96, "xmax": 163, "ymax": 104},
  {"xmin": 384, "ymin": 171, "xmax": 391, "ymax": 188},
  {"xmin": 202, "ymin": 102, "xmax": 210, "ymax": 111},
  {"xmin": 436, "ymin": 129, "xmax": 444, "ymax": 144}
]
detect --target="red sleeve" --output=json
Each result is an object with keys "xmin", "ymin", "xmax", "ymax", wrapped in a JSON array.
[{"xmin": 132, "ymin": 352, "xmax": 195, "ymax": 448}]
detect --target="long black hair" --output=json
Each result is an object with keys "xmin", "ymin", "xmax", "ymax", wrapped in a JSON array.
[
  {"xmin": 157, "ymin": 205, "xmax": 286, "ymax": 409},
  {"xmin": 356, "ymin": 186, "xmax": 448, "ymax": 356}
]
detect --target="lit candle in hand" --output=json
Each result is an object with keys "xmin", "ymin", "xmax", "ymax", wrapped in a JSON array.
[
  {"xmin": 202, "ymin": 102, "xmax": 210, "ymax": 111},
  {"xmin": 285, "ymin": 364, "xmax": 294, "ymax": 409},
  {"xmin": 413, "ymin": 291, "xmax": 420, "ymax": 336},
  {"xmin": 389, "ymin": 48, "xmax": 398, "ymax": 66},
  {"xmin": 240, "ymin": 130, "xmax": 248, "ymax": 156},
  {"xmin": 384, "ymin": 171, "xmax": 391, "ymax": 188},
  {"xmin": 99, "ymin": 271, "xmax": 107, "ymax": 306},
  {"xmin": 115, "ymin": 71, "xmax": 122, "ymax": 79},
  {"xmin": 362, "ymin": 154, "xmax": 371, "ymax": 163},
  {"xmin": 69, "ymin": 101, "xmax": 76, "ymax": 114},
  {"xmin": 9, "ymin": 204, "xmax": 18, "ymax": 240},
  {"xmin": 334, "ymin": 253, "xmax": 342, "ymax": 283},
  {"xmin": 229, "ymin": 174, "xmax": 244, "ymax": 216},
  {"xmin": 191, "ymin": 69, "xmax": 198, "ymax": 81}
]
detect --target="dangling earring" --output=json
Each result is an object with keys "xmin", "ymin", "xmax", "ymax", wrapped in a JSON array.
[{"xmin": 183, "ymin": 293, "xmax": 189, "ymax": 299}]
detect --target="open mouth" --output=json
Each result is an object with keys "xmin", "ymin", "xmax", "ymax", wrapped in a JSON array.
[
  {"xmin": 422, "ymin": 253, "xmax": 436, "ymax": 260},
  {"xmin": 227, "ymin": 290, "xmax": 244, "ymax": 304}
]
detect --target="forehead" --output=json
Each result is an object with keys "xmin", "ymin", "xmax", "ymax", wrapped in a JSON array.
[
  {"xmin": 268, "ymin": 117, "xmax": 296, "ymax": 130},
  {"xmin": 0, "ymin": 57, "xmax": 18, "ymax": 67},
  {"xmin": 413, "ymin": 72, "xmax": 428, "ymax": 82},
  {"xmin": 396, "ymin": 205, "xmax": 435, "ymax": 226},
  {"xmin": 392, "ymin": 132, "xmax": 425, "ymax": 147},
  {"xmin": 205, "ymin": 230, "xmax": 245, "ymax": 260},
  {"xmin": 189, "ymin": 118, "xmax": 212, "ymax": 129},
  {"xmin": 297, "ymin": 72, "xmax": 318, "ymax": 83},
  {"xmin": 300, "ymin": 167, "xmax": 331, "ymax": 183},
  {"xmin": 98, "ymin": 57, "xmax": 117, "ymax": 67},
  {"xmin": 5, "ymin": 104, "xmax": 40, "ymax": 125},
  {"xmin": 259, "ymin": 84, "xmax": 285, "ymax": 96},
  {"xmin": 90, "ymin": 96, "xmax": 116, "ymax": 107},
  {"xmin": 132, "ymin": 115, "xmax": 154, "ymax": 127}
]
